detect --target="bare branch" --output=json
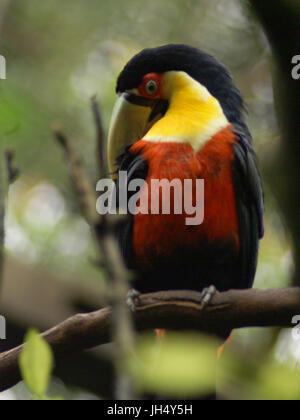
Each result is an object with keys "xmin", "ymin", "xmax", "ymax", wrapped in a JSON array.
[
  {"xmin": 1, "ymin": 287, "xmax": 300, "ymax": 393},
  {"xmin": 53, "ymin": 120, "xmax": 136, "ymax": 399},
  {"xmin": 90, "ymin": 98, "xmax": 136, "ymax": 398},
  {"xmin": 91, "ymin": 95, "xmax": 107, "ymax": 180},
  {"xmin": 53, "ymin": 127, "xmax": 100, "ymax": 226}
]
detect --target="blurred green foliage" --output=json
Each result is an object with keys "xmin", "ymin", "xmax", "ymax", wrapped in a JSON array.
[
  {"xmin": 126, "ymin": 332, "xmax": 221, "ymax": 397},
  {"xmin": 0, "ymin": 154, "xmax": 7, "ymax": 291},
  {"xmin": 17, "ymin": 329, "xmax": 300, "ymax": 400},
  {"xmin": 19, "ymin": 328, "xmax": 55, "ymax": 400},
  {"xmin": 219, "ymin": 339, "xmax": 300, "ymax": 400},
  {"xmin": 126, "ymin": 331, "xmax": 300, "ymax": 399}
]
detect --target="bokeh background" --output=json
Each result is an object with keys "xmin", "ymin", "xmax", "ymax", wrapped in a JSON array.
[{"xmin": 0, "ymin": 0, "xmax": 298, "ymax": 400}]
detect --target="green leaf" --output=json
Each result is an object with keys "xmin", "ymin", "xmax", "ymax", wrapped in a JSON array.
[
  {"xmin": 126, "ymin": 332, "xmax": 222, "ymax": 398},
  {"xmin": 253, "ymin": 359, "xmax": 300, "ymax": 400},
  {"xmin": 218, "ymin": 345, "xmax": 300, "ymax": 400},
  {"xmin": 19, "ymin": 328, "xmax": 54, "ymax": 398}
]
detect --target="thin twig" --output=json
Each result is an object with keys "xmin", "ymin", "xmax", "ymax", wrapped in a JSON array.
[
  {"xmin": 53, "ymin": 119, "xmax": 136, "ymax": 399},
  {"xmin": 90, "ymin": 97, "xmax": 135, "ymax": 397},
  {"xmin": 91, "ymin": 95, "xmax": 107, "ymax": 180},
  {"xmin": 53, "ymin": 127, "xmax": 100, "ymax": 226},
  {"xmin": 90, "ymin": 97, "xmax": 136, "ymax": 398}
]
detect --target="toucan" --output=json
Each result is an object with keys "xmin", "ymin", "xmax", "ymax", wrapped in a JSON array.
[{"xmin": 107, "ymin": 44, "xmax": 264, "ymax": 301}]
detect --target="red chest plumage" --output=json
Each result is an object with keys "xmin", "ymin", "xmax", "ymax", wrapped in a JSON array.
[{"xmin": 129, "ymin": 127, "xmax": 239, "ymax": 270}]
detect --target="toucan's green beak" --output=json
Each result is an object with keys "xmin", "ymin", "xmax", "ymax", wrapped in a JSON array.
[{"xmin": 107, "ymin": 92, "xmax": 168, "ymax": 175}]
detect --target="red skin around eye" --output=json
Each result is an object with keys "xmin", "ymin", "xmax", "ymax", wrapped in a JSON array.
[{"xmin": 138, "ymin": 73, "xmax": 162, "ymax": 98}]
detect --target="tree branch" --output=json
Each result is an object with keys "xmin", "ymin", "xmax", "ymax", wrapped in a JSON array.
[
  {"xmin": 53, "ymin": 118, "xmax": 136, "ymax": 399},
  {"xmin": 1, "ymin": 287, "xmax": 300, "ymax": 392}
]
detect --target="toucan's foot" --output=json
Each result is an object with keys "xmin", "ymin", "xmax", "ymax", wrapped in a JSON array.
[
  {"xmin": 200, "ymin": 285, "xmax": 217, "ymax": 310},
  {"xmin": 126, "ymin": 288, "xmax": 140, "ymax": 313}
]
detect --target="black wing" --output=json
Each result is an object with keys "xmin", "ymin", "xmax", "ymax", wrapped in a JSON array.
[
  {"xmin": 114, "ymin": 149, "xmax": 148, "ymax": 266},
  {"xmin": 232, "ymin": 131, "xmax": 264, "ymax": 289}
]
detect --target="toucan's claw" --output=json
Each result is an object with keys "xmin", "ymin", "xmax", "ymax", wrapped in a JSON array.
[
  {"xmin": 126, "ymin": 288, "xmax": 141, "ymax": 313},
  {"xmin": 200, "ymin": 285, "xmax": 217, "ymax": 310}
]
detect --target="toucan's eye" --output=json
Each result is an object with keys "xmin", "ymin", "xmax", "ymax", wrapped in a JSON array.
[
  {"xmin": 145, "ymin": 80, "xmax": 158, "ymax": 95},
  {"xmin": 138, "ymin": 73, "xmax": 161, "ymax": 97}
]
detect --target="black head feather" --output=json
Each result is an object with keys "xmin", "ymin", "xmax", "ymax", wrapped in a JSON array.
[{"xmin": 117, "ymin": 44, "xmax": 249, "ymax": 135}]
